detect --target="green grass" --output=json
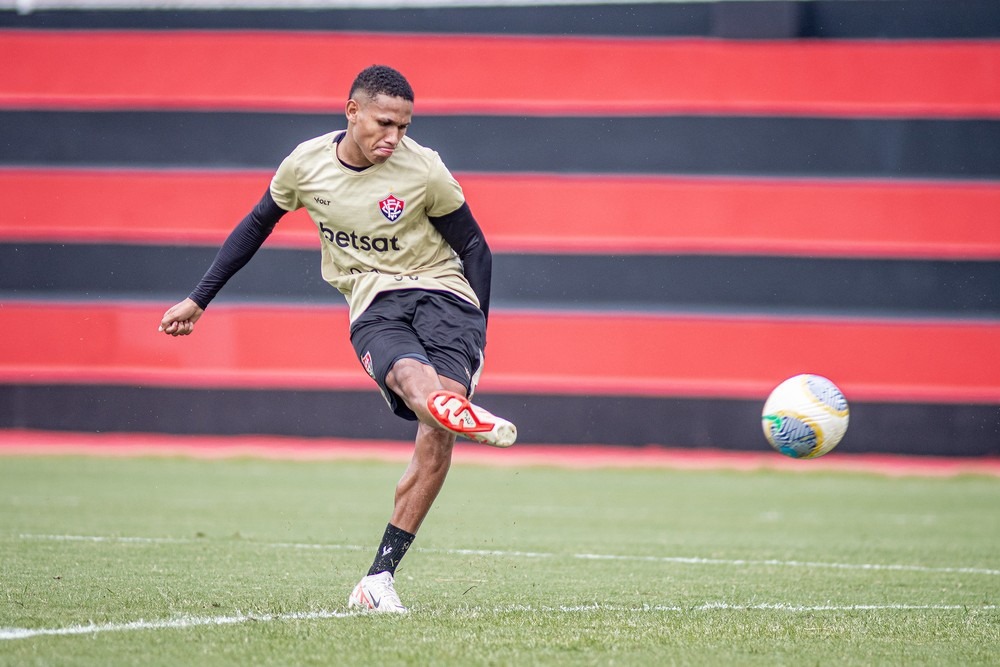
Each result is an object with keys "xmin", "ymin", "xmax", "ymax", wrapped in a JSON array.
[{"xmin": 1, "ymin": 452, "xmax": 998, "ymax": 666}]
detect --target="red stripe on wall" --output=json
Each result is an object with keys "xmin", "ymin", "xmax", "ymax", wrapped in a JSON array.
[
  {"xmin": 0, "ymin": 169, "xmax": 316, "ymax": 247},
  {"xmin": 2, "ymin": 302, "xmax": 997, "ymax": 403},
  {"xmin": 5, "ymin": 169, "xmax": 1000, "ymax": 259},
  {"xmin": 466, "ymin": 175, "xmax": 1000, "ymax": 259},
  {"xmin": 2, "ymin": 31, "xmax": 998, "ymax": 117}
]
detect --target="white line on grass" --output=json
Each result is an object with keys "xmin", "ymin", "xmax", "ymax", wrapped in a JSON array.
[
  {"xmin": 17, "ymin": 533, "xmax": 1000, "ymax": 577},
  {"xmin": 494, "ymin": 603, "xmax": 1000, "ymax": 614},
  {"xmin": 570, "ymin": 553, "xmax": 1000, "ymax": 577},
  {"xmin": 18, "ymin": 534, "xmax": 188, "ymax": 544},
  {"xmin": 2, "ymin": 603, "xmax": 996, "ymax": 642},
  {"xmin": 0, "ymin": 610, "xmax": 351, "ymax": 641}
]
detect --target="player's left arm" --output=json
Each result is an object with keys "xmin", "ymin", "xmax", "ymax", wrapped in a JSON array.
[{"xmin": 429, "ymin": 202, "xmax": 492, "ymax": 321}]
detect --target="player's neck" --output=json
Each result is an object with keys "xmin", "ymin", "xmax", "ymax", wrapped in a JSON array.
[{"xmin": 335, "ymin": 132, "xmax": 372, "ymax": 171}]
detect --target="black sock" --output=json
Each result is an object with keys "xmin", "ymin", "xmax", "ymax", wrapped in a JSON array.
[{"xmin": 367, "ymin": 523, "xmax": 415, "ymax": 576}]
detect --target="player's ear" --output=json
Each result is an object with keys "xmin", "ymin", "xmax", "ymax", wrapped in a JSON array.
[{"xmin": 345, "ymin": 98, "xmax": 360, "ymax": 122}]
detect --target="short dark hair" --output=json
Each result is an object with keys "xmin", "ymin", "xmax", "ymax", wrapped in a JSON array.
[{"xmin": 349, "ymin": 65, "xmax": 415, "ymax": 103}]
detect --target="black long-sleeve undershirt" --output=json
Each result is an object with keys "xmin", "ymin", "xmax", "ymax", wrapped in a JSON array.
[
  {"xmin": 429, "ymin": 201, "xmax": 492, "ymax": 321},
  {"xmin": 188, "ymin": 190, "xmax": 286, "ymax": 309},
  {"xmin": 188, "ymin": 191, "xmax": 493, "ymax": 320}
]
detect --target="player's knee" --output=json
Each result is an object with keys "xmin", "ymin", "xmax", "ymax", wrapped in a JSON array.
[{"xmin": 387, "ymin": 358, "xmax": 435, "ymax": 395}]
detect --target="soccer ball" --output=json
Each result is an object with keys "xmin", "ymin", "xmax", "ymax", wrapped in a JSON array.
[{"xmin": 761, "ymin": 374, "xmax": 849, "ymax": 459}]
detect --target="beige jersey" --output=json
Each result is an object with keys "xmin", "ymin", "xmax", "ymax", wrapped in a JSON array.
[{"xmin": 269, "ymin": 131, "xmax": 477, "ymax": 321}]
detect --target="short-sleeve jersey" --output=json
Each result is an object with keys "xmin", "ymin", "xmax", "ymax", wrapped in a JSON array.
[{"xmin": 269, "ymin": 131, "xmax": 478, "ymax": 322}]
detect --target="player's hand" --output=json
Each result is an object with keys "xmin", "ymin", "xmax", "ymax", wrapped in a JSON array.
[{"xmin": 158, "ymin": 298, "xmax": 204, "ymax": 336}]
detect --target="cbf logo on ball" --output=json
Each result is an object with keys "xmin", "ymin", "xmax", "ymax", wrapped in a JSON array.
[{"xmin": 379, "ymin": 194, "xmax": 405, "ymax": 222}]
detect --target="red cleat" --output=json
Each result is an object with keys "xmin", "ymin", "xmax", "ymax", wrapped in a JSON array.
[{"xmin": 426, "ymin": 390, "xmax": 517, "ymax": 448}]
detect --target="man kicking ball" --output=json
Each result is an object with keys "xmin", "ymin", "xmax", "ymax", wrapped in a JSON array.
[{"xmin": 158, "ymin": 64, "xmax": 516, "ymax": 613}]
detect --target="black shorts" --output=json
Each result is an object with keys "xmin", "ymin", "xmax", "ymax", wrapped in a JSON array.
[{"xmin": 350, "ymin": 289, "xmax": 486, "ymax": 421}]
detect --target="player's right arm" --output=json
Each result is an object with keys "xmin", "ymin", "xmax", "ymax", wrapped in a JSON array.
[{"xmin": 158, "ymin": 189, "xmax": 287, "ymax": 336}]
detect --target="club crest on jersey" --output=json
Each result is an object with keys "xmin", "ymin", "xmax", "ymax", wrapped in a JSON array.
[
  {"xmin": 379, "ymin": 194, "xmax": 405, "ymax": 222},
  {"xmin": 362, "ymin": 351, "xmax": 374, "ymax": 378}
]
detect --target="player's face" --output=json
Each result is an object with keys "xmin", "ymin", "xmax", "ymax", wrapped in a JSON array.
[{"xmin": 341, "ymin": 92, "xmax": 413, "ymax": 167}]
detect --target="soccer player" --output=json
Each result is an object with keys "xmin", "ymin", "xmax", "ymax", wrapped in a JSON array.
[{"xmin": 158, "ymin": 64, "xmax": 517, "ymax": 613}]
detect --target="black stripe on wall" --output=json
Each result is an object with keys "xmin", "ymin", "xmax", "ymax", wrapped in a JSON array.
[
  {"xmin": 2, "ymin": 111, "xmax": 998, "ymax": 179},
  {"xmin": 495, "ymin": 253, "xmax": 1000, "ymax": 319},
  {"xmin": 0, "ymin": 5, "xmax": 712, "ymax": 35},
  {"xmin": 1, "ymin": 1, "xmax": 998, "ymax": 38},
  {"xmin": 1, "ymin": 384, "xmax": 997, "ymax": 457},
  {"xmin": 3, "ymin": 244, "xmax": 998, "ymax": 320}
]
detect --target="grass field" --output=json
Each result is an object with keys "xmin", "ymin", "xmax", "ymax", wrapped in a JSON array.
[{"xmin": 1, "ymin": 448, "xmax": 998, "ymax": 666}]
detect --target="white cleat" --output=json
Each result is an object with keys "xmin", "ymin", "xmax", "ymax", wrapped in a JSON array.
[
  {"xmin": 348, "ymin": 571, "xmax": 408, "ymax": 614},
  {"xmin": 426, "ymin": 390, "xmax": 517, "ymax": 448}
]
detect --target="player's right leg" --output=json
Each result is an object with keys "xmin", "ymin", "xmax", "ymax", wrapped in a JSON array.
[{"xmin": 351, "ymin": 290, "xmax": 517, "ymax": 447}]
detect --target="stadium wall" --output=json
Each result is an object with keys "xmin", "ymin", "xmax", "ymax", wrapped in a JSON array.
[{"xmin": 1, "ymin": 1, "xmax": 998, "ymax": 456}]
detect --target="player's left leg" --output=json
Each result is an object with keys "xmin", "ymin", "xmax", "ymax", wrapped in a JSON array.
[
  {"xmin": 348, "ymin": 364, "xmax": 461, "ymax": 614},
  {"xmin": 384, "ymin": 360, "xmax": 465, "ymax": 534}
]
